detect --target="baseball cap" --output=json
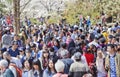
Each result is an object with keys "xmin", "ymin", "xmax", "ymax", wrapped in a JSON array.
[
  {"xmin": 74, "ymin": 52, "xmax": 82, "ymax": 60},
  {"xmin": 18, "ymin": 47, "xmax": 25, "ymax": 52}
]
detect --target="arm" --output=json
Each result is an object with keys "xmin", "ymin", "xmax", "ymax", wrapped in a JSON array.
[{"xmin": 68, "ymin": 64, "xmax": 74, "ymax": 77}]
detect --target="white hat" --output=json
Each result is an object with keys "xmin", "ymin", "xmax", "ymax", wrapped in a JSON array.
[{"xmin": 0, "ymin": 59, "xmax": 8, "ymax": 68}]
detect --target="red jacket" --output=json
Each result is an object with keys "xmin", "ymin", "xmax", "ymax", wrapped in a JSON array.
[{"xmin": 84, "ymin": 53, "xmax": 94, "ymax": 66}]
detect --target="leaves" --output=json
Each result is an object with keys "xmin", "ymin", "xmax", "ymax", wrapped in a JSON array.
[{"xmin": 63, "ymin": 0, "xmax": 120, "ymax": 24}]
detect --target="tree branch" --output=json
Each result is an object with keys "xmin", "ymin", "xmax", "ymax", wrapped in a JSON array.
[{"xmin": 20, "ymin": 0, "xmax": 32, "ymax": 14}]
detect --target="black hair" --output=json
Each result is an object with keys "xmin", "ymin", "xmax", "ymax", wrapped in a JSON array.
[
  {"xmin": 107, "ymin": 44, "xmax": 115, "ymax": 49},
  {"xmin": 33, "ymin": 60, "xmax": 43, "ymax": 73},
  {"xmin": 47, "ymin": 59, "xmax": 56, "ymax": 75},
  {"xmin": 23, "ymin": 59, "xmax": 33, "ymax": 70},
  {"xmin": 61, "ymin": 42, "xmax": 67, "ymax": 49}
]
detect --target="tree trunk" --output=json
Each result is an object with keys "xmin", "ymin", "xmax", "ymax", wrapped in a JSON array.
[{"xmin": 13, "ymin": 0, "xmax": 20, "ymax": 34}]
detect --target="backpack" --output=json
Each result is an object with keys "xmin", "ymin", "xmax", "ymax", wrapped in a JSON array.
[{"xmin": 10, "ymin": 65, "xmax": 22, "ymax": 77}]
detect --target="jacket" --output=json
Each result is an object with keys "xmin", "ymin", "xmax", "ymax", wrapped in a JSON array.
[
  {"xmin": 68, "ymin": 62, "xmax": 88, "ymax": 77},
  {"xmin": 3, "ymin": 69, "xmax": 14, "ymax": 77},
  {"xmin": 105, "ymin": 54, "xmax": 120, "ymax": 77}
]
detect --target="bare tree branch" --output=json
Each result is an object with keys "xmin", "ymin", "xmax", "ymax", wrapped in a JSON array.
[{"xmin": 20, "ymin": 0, "xmax": 32, "ymax": 14}]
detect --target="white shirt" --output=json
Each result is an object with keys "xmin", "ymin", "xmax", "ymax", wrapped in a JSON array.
[{"xmin": 11, "ymin": 57, "xmax": 22, "ymax": 68}]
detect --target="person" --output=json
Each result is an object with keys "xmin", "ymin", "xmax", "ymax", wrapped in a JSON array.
[
  {"xmin": 84, "ymin": 46, "xmax": 94, "ymax": 66},
  {"xmin": 3, "ymin": 51, "xmax": 22, "ymax": 68},
  {"xmin": 22, "ymin": 60, "xmax": 34, "ymax": 77},
  {"xmin": 57, "ymin": 42, "xmax": 70, "ymax": 59},
  {"xmin": 21, "ymin": 48, "xmax": 34, "ymax": 64},
  {"xmin": 18, "ymin": 47, "xmax": 25, "ymax": 62},
  {"xmin": 43, "ymin": 59, "xmax": 56, "ymax": 77},
  {"xmin": 105, "ymin": 44, "xmax": 120, "ymax": 77},
  {"xmin": 9, "ymin": 62, "xmax": 18, "ymax": 77},
  {"xmin": 96, "ymin": 49, "xmax": 107, "ymax": 77},
  {"xmin": 12, "ymin": 34, "xmax": 23, "ymax": 47},
  {"xmin": 2, "ymin": 30, "xmax": 12, "ymax": 48},
  {"xmin": 0, "ymin": 59, "xmax": 14, "ymax": 77},
  {"xmin": 53, "ymin": 60, "xmax": 68, "ymax": 77},
  {"xmin": 68, "ymin": 52, "xmax": 89, "ymax": 77},
  {"xmin": 33, "ymin": 60, "xmax": 43, "ymax": 77},
  {"xmin": 39, "ymin": 49, "xmax": 49, "ymax": 70},
  {"xmin": 8, "ymin": 41, "xmax": 20, "ymax": 57}
]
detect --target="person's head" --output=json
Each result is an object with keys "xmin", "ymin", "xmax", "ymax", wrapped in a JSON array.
[
  {"xmin": 108, "ymin": 35, "xmax": 114, "ymax": 42},
  {"xmin": 23, "ymin": 60, "xmax": 32, "ymax": 70},
  {"xmin": 12, "ymin": 41, "xmax": 18, "ymax": 49},
  {"xmin": 61, "ymin": 42, "xmax": 67, "ymax": 49},
  {"xmin": 19, "ymin": 47, "xmax": 25, "ymax": 55},
  {"xmin": 42, "ymin": 49, "xmax": 49, "ymax": 58},
  {"xmin": 42, "ymin": 44, "xmax": 47, "ymax": 50},
  {"xmin": 111, "ymin": 37, "xmax": 117, "ymax": 44},
  {"xmin": 14, "ymin": 34, "xmax": 19, "ymax": 40},
  {"xmin": 33, "ymin": 35, "xmax": 38, "ymax": 42},
  {"xmin": 25, "ymin": 48, "xmax": 32, "ymax": 58},
  {"xmin": 54, "ymin": 39, "xmax": 60, "ymax": 47},
  {"xmin": 0, "ymin": 59, "xmax": 8, "ymax": 73},
  {"xmin": 97, "ymin": 49, "xmax": 104, "ymax": 58},
  {"xmin": 94, "ymin": 35, "xmax": 99, "ymax": 42},
  {"xmin": 48, "ymin": 59, "xmax": 56, "ymax": 72},
  {"xmin": 107, "ymin": 44, "xmax": 115, "ymax": 54},
  {"xmin": 74, "ymin": 52, "xmax": 82, "ymax": 61},
  {"xmin": 3, "ymin": 52, "xmax": 11, "ymax": 60},
  {"xmin": 49, "ymin": 47, "xmax": 54, "ymax": 56},
  {"xmin": 30, "ymin": 43, "xmax": 37, "ymax": 50},
  {"xmin": 90, "ymin": 44, "xmax": 97, "ymax": 52},
  {"xmin": 33, "ymin": 60, "xmax": 42, "ymax": 72},
  {"xmin": 55, "ymin": 60, "xmax": 65, "ymax": 73}
]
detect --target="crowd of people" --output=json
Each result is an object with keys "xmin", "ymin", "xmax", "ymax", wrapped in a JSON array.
[{"xmin": 0, "ymin": 13, "xmax": 120, "ymax": 77}]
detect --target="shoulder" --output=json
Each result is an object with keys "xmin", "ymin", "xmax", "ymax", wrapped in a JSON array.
[
  {"xmin": 53, "ymin": 73, "xmax": 68, "ymax": 77},
  {"xmin": 5, "ymin": 69, "xmax": 14, "ymax": 75},
  {"xmin": 43, "ymin": 68, "xmax": 49, "ymax": 73}
]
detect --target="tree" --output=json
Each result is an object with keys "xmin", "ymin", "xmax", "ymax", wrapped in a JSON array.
[
  {"xmin": 64, "ymin": 0, "xmax": 120, "ymax": 25},
  {"xmin": 37, "ymin": 0, "xmax": 64, "ymax": 14},
  {"xmin": 13, "ymin": 0, "xmax": 32, "ymax": 34},
  {"xmin": 13, "ymin": 0, "xmax": 20, "ymax": 34}
]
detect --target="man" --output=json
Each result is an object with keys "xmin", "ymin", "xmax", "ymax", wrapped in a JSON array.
[
  {"xmin": 3, "ymin": 52, "xmax": 22, "ymax": 68},
  {"xmin": 68, "ymin": 52, "xmax": 89, "ymax": 77},
  {"xmin": 2, "ymin": 30, "xmax": 12, "ymax": 48},
  {"xmin": 105, "ymin": 44, "xmax": 120, "ymax": 77},
  {"xmin": 53, "ymin": 60, "xmax": 68, "ymax": 77},
  {"xmin": 12, "ymin": 34, "xmax": 23, "ymax": 47},
  {"xmin": 0, "ymin": 59, "xmax": 14, "ymax": 77},
  {"xmin": 8, "ymin": 41, "xmax": 20, "ymax": 57},
  {"xmin": 21, "ymin": 48, "xmax": 34, "ymax": 64},
  {"xmin": 57, "ymin": 42, "xmax": 70, "ymax": 59}
]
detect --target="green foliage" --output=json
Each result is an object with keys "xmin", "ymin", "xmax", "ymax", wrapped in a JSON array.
[
  {"xmin": 63, "ymin": 0, "xmax": 120, "ymax": 25},
  {"xmin": 30, "ymin": 18, "xmax": 41, "ymax": 25},
  {"xmin": 0, "ymin": 2, "xmax": 7, "ymax": 13}
]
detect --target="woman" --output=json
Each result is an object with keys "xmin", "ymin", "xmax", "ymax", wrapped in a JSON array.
[
  {"xmin": 53, "ymin": 39, "xmax": 60, "ymax": 52},
  {"xmin": 39, "ymin": 49, "xmax": 49, "ymax": 70},
  {"xmin": 22, "ymin": 60, "xmax": 34, "ymax": 77},
  {"xmin": 96, "ymin": 49, "xmax": 107, "ymax": 77},
  {"xmin": 43, "ymin": 59, "xmax": 56, "ymax": 77},
  {"xmin": 33, "ymin": 60, "xmax": 43, "ymax": 77}
]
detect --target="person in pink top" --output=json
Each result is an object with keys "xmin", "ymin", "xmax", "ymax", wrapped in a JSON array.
[{"xmin": 53, "ymin": 60, "xmax": 68, "ymax": 77}]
